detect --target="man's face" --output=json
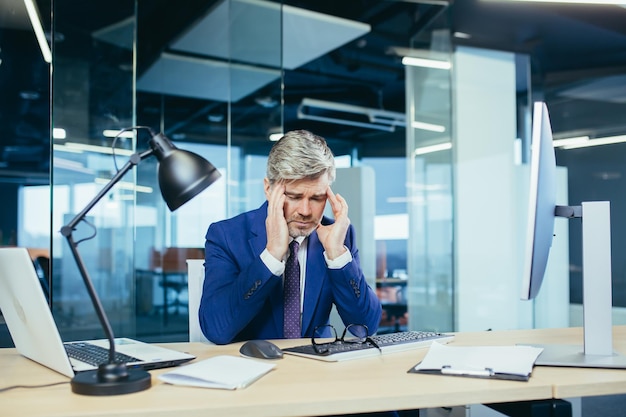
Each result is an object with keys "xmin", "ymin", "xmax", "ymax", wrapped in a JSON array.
[{"xmin": 267, "ymin": 174, "xmax": 330, "ymax": 238}]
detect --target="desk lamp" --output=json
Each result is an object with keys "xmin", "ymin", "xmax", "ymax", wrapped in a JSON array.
[{"xmin": 60, "ymin": 127, "xmax": 221, "ymax": 395}]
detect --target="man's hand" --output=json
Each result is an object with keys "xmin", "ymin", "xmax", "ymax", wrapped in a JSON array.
[
  {"xmin": 316, "ymin": 187, "xmax": 350, "ymax": 260},
  {"xmin": 265, "ymin": 182, "xmax": 289, "ymax": 260}
]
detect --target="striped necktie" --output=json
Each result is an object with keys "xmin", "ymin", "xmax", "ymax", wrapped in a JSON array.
[{"xmin": 283, "ymin": 240, "xmax": 301, "ymax": 338}]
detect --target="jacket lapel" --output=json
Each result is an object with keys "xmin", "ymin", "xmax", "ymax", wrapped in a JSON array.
[{"xmin": 249, "ymin": 202, "xmax": 284, "ymax": 335}]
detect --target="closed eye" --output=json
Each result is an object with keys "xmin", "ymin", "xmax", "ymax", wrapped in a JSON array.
[
  {"xmin": 284, "ymin": 192, "xmax": 302, "ymax": 201},
  {"xmin": 284, "ymin": 192, "xmax": 327, "ymax": 202}
]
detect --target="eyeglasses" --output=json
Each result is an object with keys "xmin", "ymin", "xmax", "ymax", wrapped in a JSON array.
[{"xmin": 311, "ymin": 324, "xmax": 381, "ymax": 355}]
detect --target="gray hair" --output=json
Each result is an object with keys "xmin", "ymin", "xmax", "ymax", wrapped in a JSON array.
[{"xmin": 266, "ymin": 130, "xmax": 336, "ymax": 184}]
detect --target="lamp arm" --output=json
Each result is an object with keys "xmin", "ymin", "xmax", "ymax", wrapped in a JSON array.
[
  {"xmin": 60, "ymin": 148, "xmax": 154, "ymax": 364},
  {"xmin": 63, "ymin": 149, "xmax": 154, "ymax": 231}
]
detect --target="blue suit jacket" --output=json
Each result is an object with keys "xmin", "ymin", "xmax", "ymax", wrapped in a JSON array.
[{"xmin": 199, "ymin": 202, "xmax": 382, "ymax": 344}]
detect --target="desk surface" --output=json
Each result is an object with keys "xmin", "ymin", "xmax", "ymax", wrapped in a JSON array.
[{"xmin": 2, "ymin": 327, "xmax": 626, "ymax": 417}]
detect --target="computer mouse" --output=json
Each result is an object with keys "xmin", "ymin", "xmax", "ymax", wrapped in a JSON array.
[{"xmin": 239, "ymin": 339, "xmax": 284, "ymax": 360}]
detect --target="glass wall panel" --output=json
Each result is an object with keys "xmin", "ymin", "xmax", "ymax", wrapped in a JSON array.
[
  {"xmin": 0, "ymin": 0, "xmax": 52, "ymax": 348},
  {"xmin": 547, "ymin": 81, "xmax": 626, "ymax": 320},
  {"xmin": 405, "ymin": 30, "xmax": 454, "ymax": 333},
  {"xmin": 52, "ymin": 1, "xmax": 137, "ymax": 340},
  {"xmin": 228, "ymin": 0, "xmax": 282, "ymax": 213},
  {"xmin": 279, "ymin": 1, "xmax": 410, "ymax": 333},
  {"xmin": 130, "ymin": 0, "xmax": 283, "ymax": 340}
]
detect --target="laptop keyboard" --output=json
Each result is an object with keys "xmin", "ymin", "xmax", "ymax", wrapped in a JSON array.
[{"xmin": 64, "ymin": 342, "xmax": 141, "ymax": 366}]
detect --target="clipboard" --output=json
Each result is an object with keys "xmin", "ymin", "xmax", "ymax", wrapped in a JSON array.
[
  {"xmin": 409, "ymin": 364, "xmax": 530, "ymax": 381},
  {"xmin": 408, "ymin": 342, "xmax": 544, "ymax": 382}
]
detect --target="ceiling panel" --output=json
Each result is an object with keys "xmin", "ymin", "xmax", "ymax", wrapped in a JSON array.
[
  {"xmin": 558, "ymin": 74, "xmax": 626, "ymax": 104},
  {"xmin": 136, "ymin": 52, "xmax": 280, "ymax": 102},
  {"xmin": 170, "ymin": 0, "xmax": 370, "ymax": 70}
]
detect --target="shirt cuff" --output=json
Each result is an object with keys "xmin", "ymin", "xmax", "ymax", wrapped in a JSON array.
[
  {"xmin": 323, "ymin": 246, "xmax": 352, "ymax": 269},
  {"xmin": 261, "ymin": 248, "xmax": 285, "ymax": 276}
]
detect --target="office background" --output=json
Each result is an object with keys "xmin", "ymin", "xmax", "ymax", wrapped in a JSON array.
[{"xmin": 1, "ymin": 0, "xmax": 626, "ymax": 347}]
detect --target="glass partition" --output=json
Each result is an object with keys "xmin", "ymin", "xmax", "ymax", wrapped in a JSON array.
[
  {"xmin": 132, "ymin": 0, "xmax": 282, "ymax": 339},
  {"xmin": 51, "ymin": 1, "xmax": 138, "ymax": 340},
  {"xmin": 405, "ymin": 29, "xmax": 454, "ymax": 333},
  {"xmin": 49, "ymin": 0, "xmax": 353, "ymax": 342},
  {"xmin": 0, "ymin": 0, "xmax": 53, "ymax": 348}
]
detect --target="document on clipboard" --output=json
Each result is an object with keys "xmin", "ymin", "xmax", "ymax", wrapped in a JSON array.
[{"xmin": 408, "ymin": 342, "xmax": 544, "ymax": 381}]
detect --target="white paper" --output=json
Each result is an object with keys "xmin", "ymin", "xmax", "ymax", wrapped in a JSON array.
[
  {"xmin": 413, "ymin": 342, "xmax": 544, "ymax": 377},
  {"xmin": 158, "ymin": 355, "xmax": 276, "ymax": 389}
]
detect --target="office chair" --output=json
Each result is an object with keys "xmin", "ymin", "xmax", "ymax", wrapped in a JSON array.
[
  {"xmin": 149, "ymin": 247, "xmax": 204, "ymax": 322},
  {"xmin": 186, "ymin": 259, "xmax": 212, "ymax": 344},
  {"xmin": 32, "ymin": 255, "xmax": 51, "ymax": 303}
]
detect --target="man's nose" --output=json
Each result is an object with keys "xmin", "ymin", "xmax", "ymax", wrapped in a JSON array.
[{"xmin": 297, "ymin": 199, "xmax": 312, "ymax": 215}]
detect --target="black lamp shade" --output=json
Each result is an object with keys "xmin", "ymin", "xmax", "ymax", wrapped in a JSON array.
[
  {"xmin": 158, "ymin": 149, "xmax": 221, "ymax": 211},
  {"xmin": 149, "ymin": 133, "xmax": 221, "ymax": 211}
]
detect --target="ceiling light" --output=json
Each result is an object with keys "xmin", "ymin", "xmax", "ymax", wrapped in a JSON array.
[
  {"xmin": 52, "ymin": 157, "xmax": 93, "ymax": 174},
  {"xmin": 395, "ymin": 0, "xmax": 450, "ymax": 5},
  {"xmin": 414, "ymin": 142, "xmax": 452, "ymax": 155},
  {"xmin": 24, "ymin": 0, "xmax": 52, "ymax": 63},
  {"xmin": 402, "ymin": 56, "xmax": 451, "ymax": 70},
  {"xmin": 255, "ymin": 96, "xmax": 278, "ymax": 108},
  {"xmin": 552, "ymin": 136, "xmax": 589, "ymax": 148},
  {"xmin": 411, "ymin": 121, "xmax": 446, "ymax": 133},
  {"xmin": 267, "ymin": 126, "xmax": 284, "ymax": 141},
  {"xmin": 54, "ymin": 142, "xmax": 134, "ymax": 156},
  {"xmin": 389, "ymin": 46, "xmax": 452, "ymax": 70},
  {"xmin": 453, "ymin": 32, "xmax": 472, "ymax": 39},
  {"xmin": 103, "ymin": 129, "xmax": 134, "ymax": 138},
  {"xmin": 94, "ymin": 178, "xmax": 153, "ymax": 194},
  {"xmin": 53, "ymin": 144, "xmax": 82, "ymax": 154},
  {"xmin": 485, "ymin": 0, "xmax": 626, "ymax": 3},
  {"xmin": 207, "ymin": 113, "xmax": 224, "ymax": 123},
  {"xmin": 560, "ymin": 135, "xmax": 626, "ymax": 150},
  {"xmin": 53, "ymin": 128, "xmax": 66, "ymax": 140}
]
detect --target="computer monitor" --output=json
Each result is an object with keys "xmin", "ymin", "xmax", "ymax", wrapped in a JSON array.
[
  {"xmin": 521, "ymin": 101, "xmax": 626, "ymax": 368},
  {"xmin": 521, "ymin": 102, "xmax": 557, "ymax": 302}
]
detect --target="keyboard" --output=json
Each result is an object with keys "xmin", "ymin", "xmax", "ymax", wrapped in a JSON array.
[
  {"xmin": 283, "ymin": 330, "xmax": 454, "ymax": 362},
  {"xmin": 64, "ymin": 342, "xmax": 141, "ymax": 366}
]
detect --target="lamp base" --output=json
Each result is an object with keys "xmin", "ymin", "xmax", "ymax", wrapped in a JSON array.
[{"xmin": 71, "ymin": 363, "xmax": 151, "ymax": 396}]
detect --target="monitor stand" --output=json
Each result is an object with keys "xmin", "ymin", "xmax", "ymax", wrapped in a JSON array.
[
  {"xmin": 534, "ymin": 344, "xmax": 626, "ymax": 368},
  {"xmin": 533, "ymin": 201, "xmax": 626, "ymax": 369}
]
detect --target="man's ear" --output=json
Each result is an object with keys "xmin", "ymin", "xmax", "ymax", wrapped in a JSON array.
[{"xmin": 263, "ymin": 178, "xmax": 271, "ymax": 200}]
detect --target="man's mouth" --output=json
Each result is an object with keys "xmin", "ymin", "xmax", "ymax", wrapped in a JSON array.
[
  {"xmin": 289, "ymin": 219, "xmax": 313, "ymax": 228},
  {"xmin": 291, "ymin": 220, "xmax": 310, "ymax": 227}
]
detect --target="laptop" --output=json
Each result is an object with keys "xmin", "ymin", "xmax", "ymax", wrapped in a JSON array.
[{"xmin": 0, "ymin": 247, "xmax": 195, "ymax": 378}]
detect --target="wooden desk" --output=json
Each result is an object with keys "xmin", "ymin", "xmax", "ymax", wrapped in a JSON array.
[
  {"xmin": 1, "ymin": 327, "xmax": 626, "ymax": 417},
  {"xmin": 514, "ymin": 326, "xmax": 626, "ymax": 400},
  {"xmin": 451, "ymin": 326, "xmax": 626, "ymax": 399}
]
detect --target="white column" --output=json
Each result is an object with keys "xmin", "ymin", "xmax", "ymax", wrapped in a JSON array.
[{"xmin": 453, "ymin": 46, "xmax": 521, "ymax": 331}]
